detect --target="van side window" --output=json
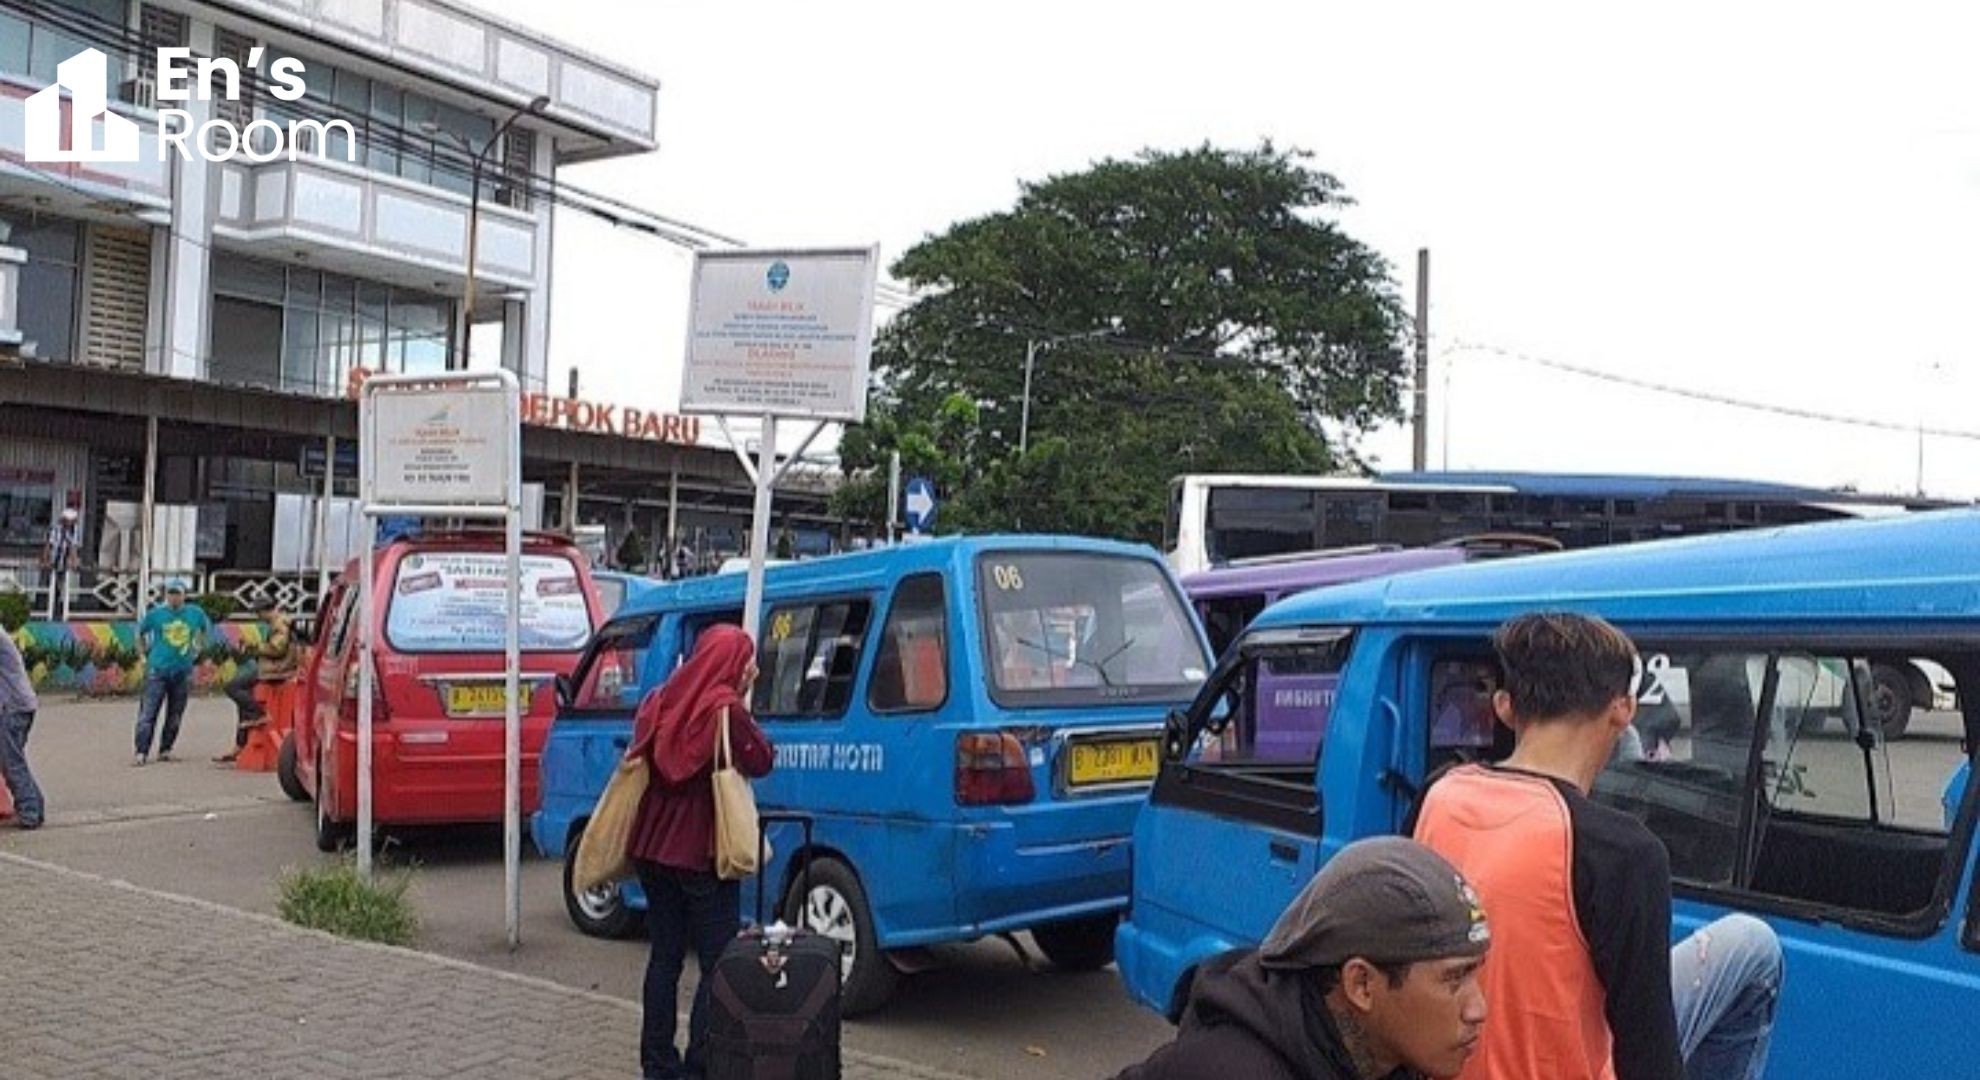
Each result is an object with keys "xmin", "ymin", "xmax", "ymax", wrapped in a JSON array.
[
  {"xmin": 1199, "ymin": 595, "xmax": 1266, "ymax": 658},
  {"xmin": 755, "ymin": 600, "xmax": 873, "ymax": 719},
  {"xmin": 1191, "ymin": 635, "xmax": 1352, "ymax": 769},
  {"xmin": 570, "ymin": 615, "xmax": 658, "ymax": 712},
  {"xmin": 870, "ymin": 574, "xmax": 947, "ymax": 713},
  {"xmin": 325, "ymin": 587, "xmax": 359, "ymax": 655},
  {"xmin": 1592, "ymin": 647, "xmax": 1966, "ymax": 925},
  {"xmin": 677, "ymin": 609, "xmax": 745, "ymax": 666}
]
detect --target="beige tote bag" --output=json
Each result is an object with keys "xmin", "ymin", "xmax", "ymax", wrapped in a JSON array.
[
  {"xmin": 711, "ymin": 706, "xmax": 765, "ymax": 881},
  {"xmin": 572, "ymin": 739, "xmax": 649, "ymax": 892}
]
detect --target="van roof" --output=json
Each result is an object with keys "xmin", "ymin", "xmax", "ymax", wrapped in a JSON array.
[
  {"xmin": 617, "ymin": 534, "xmax": 1170, "ymax": 618},
  {"xmin": 1181, "ymin": 547, "xmax": 1466, "ymax": 600},
  {"xmin": 1253, "ymin": 509, "xmax": 1980, "ymax": 631}
]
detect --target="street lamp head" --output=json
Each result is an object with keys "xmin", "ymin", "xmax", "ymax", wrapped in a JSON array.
[{"xmin": 525, "ymin": 94, "xmax": 551, "ymax": 115}]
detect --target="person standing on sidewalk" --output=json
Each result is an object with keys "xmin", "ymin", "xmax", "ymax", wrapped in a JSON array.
[
  {"xmin": 133, "ymin": 581, "xmax": 211, "ymax": 766},
  {"xmin": 216, "ymin": 597, "xmax": 297, "ymax": 765},
  {"xmin": 39, "ymin": 506, "xmax": 80, "ymax": 621},
  {"xmin": 0, "ymin": 624, "xmax": 44, "ymax": 828},
  {"xmin": 1413, "ymin": 612, "xmax": 1783, "ymax": 1080},
  {"xmin": 625, "ymin": 625, "xmax": 774, "ymax": 1080}
]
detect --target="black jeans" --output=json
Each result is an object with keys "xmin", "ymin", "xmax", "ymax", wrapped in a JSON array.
[
  {"xmin": 223, "ymin": 670, "xmax": 263, "ymax": 748},
  {"xmin": 634, "ymin": 860, "xmax": 741, "ymax": 1080}
]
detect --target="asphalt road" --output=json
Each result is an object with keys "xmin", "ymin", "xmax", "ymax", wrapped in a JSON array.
[{"xmin": 0, "ymin": 697, "xmax": 1174, "ymax": 1080}]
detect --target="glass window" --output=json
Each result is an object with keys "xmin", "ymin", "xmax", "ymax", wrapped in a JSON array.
[
  {"xmin": 869, "ymin": 574, "xmax": 947, "ymax": 712},
  {"xmin": 978, "ymin": 552, "xmax": 1209, "ymax": 707},
  {"xmin": 1320, "ymin": 493, "xmax": 1382, "ymax": 547},
  {"xmin": 397, "ymin": 94, "xmax": 438, "ymax": 186},
  {"xmin": 281, "ymin": 308, "xmax": 319, "ymax": 395},
  {"xmin": 389, "ymin": 293, "xmax": 450, "ymax": 374},
  {"xmin": 1190, "ymin": 632, "xmax": 1352, "ymax": 768},
  {"xmin": 754, "ymin": 600, "xmax": 872, "ymax": 718},
  {"xmin": 569, "ymin": 615, "xmax": 656, "ymax": 712},
  {"xmin": 1198, "ymin": 594, "xmax": 1267, "ymax": 658},
  {"xmin": 323, "ymin": 586, "xmax": 358, "ymax": 656},
  {"xmin": 1207, "ymin": 487, "xmax": 1314, "ymax": 563},
  {"xmin": 385, "ymin": 552, "xmax": 594, "ymax": 653},
  {"xmin": 7, "ymin": 214, "xmax": 80, "ymax": 363},
  {"xmin": 1427, "ymin": 658, "xmax": 1503, "ymax": 765},
  {"xmin": 0, "ymin": 13, "xmax": 31, "ymax": 74},
  {"xmin": 209, "ymin": 295, "xmax": 283, "ymax": 388},
  {"xmin": 0, "ymin": 467, "xmax": 55, "ymax": 548}
]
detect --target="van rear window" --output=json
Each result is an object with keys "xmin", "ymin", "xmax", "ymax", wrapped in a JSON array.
[
  {"xmin": 978, "ymin": 551, "xmax": 1208, "ymax": 707},
  {"xmin": 385, "ymin": 552, "xmax": 594, "ymax": 653}
]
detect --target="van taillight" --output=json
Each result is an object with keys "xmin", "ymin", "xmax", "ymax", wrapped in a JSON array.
[
  {"xmin": 955, "ymin": 731, "xmax": 1035, "ymax": 806},
  {"xmin": 339, "ymin": 658, "xmax": 388, "ymax": 726}
]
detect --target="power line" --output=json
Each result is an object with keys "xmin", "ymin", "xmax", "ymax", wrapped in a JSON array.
[{"xmin": 1450, "ymin": 340, "xmax": 1980, "ymax": 442}]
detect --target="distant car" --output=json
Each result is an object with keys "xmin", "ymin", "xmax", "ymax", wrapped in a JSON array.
[
  {"xmin": 282, "ymin": 529, "xmax": 605, "ymax": 852},
  {"xmin": 591, "ymin": 570, "xmax": 662, "ymax": 619}
]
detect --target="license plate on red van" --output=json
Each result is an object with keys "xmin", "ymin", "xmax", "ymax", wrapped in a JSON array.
[{"xmin": 444, "ymin": 682, "xmax": 533, "ymax": 717}]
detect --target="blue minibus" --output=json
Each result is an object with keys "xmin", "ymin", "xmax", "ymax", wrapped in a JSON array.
[
  {"xmin": 1117, "ymin": 510, "xmax": 1979, "ymax": 1077},
  {"xmin": 533, "ymin": 534, "xmax": 1212, "ymax": 1013}
]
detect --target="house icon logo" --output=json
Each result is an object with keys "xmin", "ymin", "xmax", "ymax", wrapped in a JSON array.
[{"xmin": 25, "ymin": 49, "xmax": 141, "ymax": 163}]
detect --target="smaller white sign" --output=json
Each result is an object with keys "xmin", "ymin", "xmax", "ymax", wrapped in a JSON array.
[
  {"xmin": 368, "ymin": 385, "xmax": 512, "ymax": 506},
  {"xmin": 681, "ymin": 247, "xmax": 879, "ymax": 422}
]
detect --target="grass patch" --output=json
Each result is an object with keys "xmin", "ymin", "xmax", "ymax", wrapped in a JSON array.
[{"xmin": 277, "ymin": 856, "xmax": 419, "ymax": 946}]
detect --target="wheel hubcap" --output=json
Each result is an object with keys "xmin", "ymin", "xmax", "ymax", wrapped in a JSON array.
[
  {"xmin": 574, "ymin": 880, "xmax": 620, "ymax": 921},
  {"xmin": 801, "ymin": 884, "xmax": 857, "ymax": 981}
]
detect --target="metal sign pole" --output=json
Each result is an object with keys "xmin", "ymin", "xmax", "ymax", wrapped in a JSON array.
[
  {"xmin": 742, "ymin": 412, "xmax": 778, "ymax": 641},
  {"xmin": 503, "ymin": 384, "xmax": 523, "ymax": 950},
  {"xmin": 357, "ymin": 393, "xmax": 376, "ymax": 881}
]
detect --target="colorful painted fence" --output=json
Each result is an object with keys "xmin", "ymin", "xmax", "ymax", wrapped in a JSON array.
[{"xmin": 10, "ymin": 620, "xmax": 276, "ymax": 696}]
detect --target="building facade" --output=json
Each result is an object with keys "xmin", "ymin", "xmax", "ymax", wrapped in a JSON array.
[{"xmin": 0, "ymin": 0, "xmax": 844, "ymax": 619}]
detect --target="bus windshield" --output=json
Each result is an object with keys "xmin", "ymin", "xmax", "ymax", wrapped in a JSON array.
[{"xmin": 978, "ymin": 551, "xmax": 1208, "ymax": 707}]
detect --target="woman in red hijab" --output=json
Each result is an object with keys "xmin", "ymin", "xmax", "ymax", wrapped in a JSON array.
[{"xmin": 625, "ymin": 623, "xmax": 775, "ymax": 1080}]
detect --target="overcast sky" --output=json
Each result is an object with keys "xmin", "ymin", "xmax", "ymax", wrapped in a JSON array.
[{"xmin": 477, "ymin": 0, "xmax": 1980, "ymax": 500}]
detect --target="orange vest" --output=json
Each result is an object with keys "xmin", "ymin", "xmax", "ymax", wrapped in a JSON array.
[{"xmin": 1414, "ymin": 765, "xmax": 1615, "ymax": 1080}]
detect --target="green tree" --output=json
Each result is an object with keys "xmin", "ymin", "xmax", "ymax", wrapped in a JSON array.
[{"xmin": 837, "ymin": 143, "xmax": 1408, "ymax": 544}]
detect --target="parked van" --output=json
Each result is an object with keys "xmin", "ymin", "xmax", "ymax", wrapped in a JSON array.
[
  {"xmin": 1116, "ymin": 511, "xmax": 1979, "ymax": 1078},
  {"xmin": 533, "ymin": 535, "xmax": 1212, "ymax": 1013},
  {"xmin": 1183, "ymin": 546, "xmax": 1467, "ymax": 657},
  {"xmin": 282, "ymin": 530, "xmax": 604, "ymax": 852}
]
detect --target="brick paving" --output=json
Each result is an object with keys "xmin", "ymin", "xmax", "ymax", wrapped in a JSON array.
[{"xmin": 0, "ymin": 851, "xmax": 972, "ymax": 1080}]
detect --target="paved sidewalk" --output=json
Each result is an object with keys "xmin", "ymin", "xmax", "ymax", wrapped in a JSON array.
[{"xmin": 0, "ymin": 851, "xmax": 971, "ymax": 1080}]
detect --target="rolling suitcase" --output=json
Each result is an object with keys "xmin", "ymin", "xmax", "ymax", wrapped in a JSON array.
[{"xmin": 704, "ymin": 812, "xmax": 843, "ymax": 1080}]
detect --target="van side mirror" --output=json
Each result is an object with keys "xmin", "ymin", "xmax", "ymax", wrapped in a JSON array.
[
  {"xmin": 1163, "ymin": 707, "xmax": 1190, "ymax": 761},
  {"xmin": 293, "ymin": 619, "xmax": 315, "ymax": 646}
]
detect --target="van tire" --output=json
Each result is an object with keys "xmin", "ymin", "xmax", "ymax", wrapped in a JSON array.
[
  {"xmin": 1868, "ymin": 663, "xmax": 1914, "ymax": 739},
  {"xmin": 784, "ymin": 856, "xmax": 898, "ymax": 1016},
  {"xmin": 314, "ymin": 751, "xmax": 350, "ymax": 853},
  {"xmin": 562, "ymin": 826, "xmax": 642, "ymax": 939},
  {"xmin": 1030, "ymin": 914, "xmax": 1118, "ymax": 972},
  {"xmin": 277, "ymin": 733, "xmax": 309, "ymax": 802}
]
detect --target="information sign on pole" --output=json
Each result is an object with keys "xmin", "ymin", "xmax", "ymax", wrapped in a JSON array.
[
  {"xmin": 681, "ymin": 247, "xmax": 879, "ymax": 639},
  {"xmin": 358, "ymin": 371, "xmax": 526, "ymax": 949}
]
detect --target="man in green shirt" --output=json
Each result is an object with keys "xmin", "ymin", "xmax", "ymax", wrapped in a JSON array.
[{"xmin": 134, "ymin": 581, "xmax": 211, "ymax": 766}]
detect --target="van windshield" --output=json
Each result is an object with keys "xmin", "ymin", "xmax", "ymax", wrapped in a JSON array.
[
  {"xmin": 386, "ymin": 551, "xmax": 594, "ymax": 653},
  {"xmin": 978, "ymin": 551, "xmax": 1209, "ymax": 707}
]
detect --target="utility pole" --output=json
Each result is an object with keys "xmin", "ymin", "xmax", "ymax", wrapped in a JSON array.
[
  {"xmin": 1412, "ymin": 248, "xmax": 1430, "ymax": 471},
  {"xmin": 1019, "ymin": 339, "xmax": 1038, "ymax": 455}
]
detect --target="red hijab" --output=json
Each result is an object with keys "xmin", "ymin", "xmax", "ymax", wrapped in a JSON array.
[{"xmin": 632, "ymin": 624, "xmax": 757, "ymax": 785}]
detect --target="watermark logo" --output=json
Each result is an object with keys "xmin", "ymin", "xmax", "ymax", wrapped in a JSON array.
[
  {"xmin": 766, "ymin": 260, "xmax": 790, "ymax": 292},
  {"xmin": 24, "ymin": 46, "xmax": 355, "ymax": 165},
  {"xmin": 24, "ymin": 49, "xmax": 140, "ymax": 162}
]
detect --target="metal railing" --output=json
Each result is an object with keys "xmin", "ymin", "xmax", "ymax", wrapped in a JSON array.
[{"xmin": 0, "ymin": 564, "xmax": 325, "ymax": 620}]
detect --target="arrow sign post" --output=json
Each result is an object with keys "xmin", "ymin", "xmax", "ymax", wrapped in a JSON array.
[{"xmin": 904, "ymin": 477, "xmax": 938, "ymax": 534}]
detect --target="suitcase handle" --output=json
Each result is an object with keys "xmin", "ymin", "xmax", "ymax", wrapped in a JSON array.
[{"xmin": 755, "ymin": 812, "xmax": 814, "ymax": 927}]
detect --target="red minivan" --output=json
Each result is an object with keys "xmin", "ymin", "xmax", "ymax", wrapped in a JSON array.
[{"xmin": 278, "ymin": 530, "xmax": 604, "ymax": 851}]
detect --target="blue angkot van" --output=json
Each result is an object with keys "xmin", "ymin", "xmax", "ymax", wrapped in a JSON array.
[
  {"xmin": 533, "ymin": 534, "xmax": 1212, "ymax": 1013},
  {"xmin": 1116, "ymin": 510, "xmax": 1980, "ymax": 1077}
]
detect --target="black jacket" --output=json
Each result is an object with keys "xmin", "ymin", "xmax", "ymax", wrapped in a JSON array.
[{"xmin": 1113, "ymin": 950, "xmax": 1423, "ymax": 1080}]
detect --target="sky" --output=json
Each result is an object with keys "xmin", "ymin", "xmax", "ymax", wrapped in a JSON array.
[{"xmin": 475, "ymin": 0, "xmax": 1980, "ymax": 500}]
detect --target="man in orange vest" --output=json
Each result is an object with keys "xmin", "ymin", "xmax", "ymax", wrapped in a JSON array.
[{"xmin": 1414, "ymin": 612, "xmax": 1782, "ymax": 1080}]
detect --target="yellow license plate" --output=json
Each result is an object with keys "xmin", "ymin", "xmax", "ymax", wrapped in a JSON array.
[
  {"xmin": 1068, "ymin": 739, "xmax": 1160, "ymax": 787},
  {"xmin": 445, "ymin": 683, "xmax": 533, "ymax": 716}
]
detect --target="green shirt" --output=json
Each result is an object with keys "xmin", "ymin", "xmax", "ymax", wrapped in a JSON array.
[{"xmin": 141, "ymin": 604, "xmax": 212, "ymax": 676}]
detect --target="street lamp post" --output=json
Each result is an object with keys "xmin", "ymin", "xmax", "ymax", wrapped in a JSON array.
[
  {"xmin": 428, "ymin": 95, "xmax": 550, "ymax": 371},
  {"xmin": 1019, "ymin": 327, "xmax": 1113, "ymax": 454}
]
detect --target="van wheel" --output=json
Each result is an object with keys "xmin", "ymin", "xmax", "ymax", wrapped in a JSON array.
[
  {"xmin": 563, "ymin": 827, "xmax": 642, "ymax": 939},
  {"xmin": 314, "ymin": 752, "xmax": 351, "ymax": 853},
  {"xmin": 277, "ymin": 733, "xmax": 309, "ymax": 802},
  {"xmin": 1031, "ymin": 913, "xmax": 1118, "ymax": 972},
  {"xmin": 785, "ymin": 857, "xmax": 898, "ymax": 1016},
  {"xmin": 1868, "ymin": 664, "xmax": 1914, "ymax": 739}
]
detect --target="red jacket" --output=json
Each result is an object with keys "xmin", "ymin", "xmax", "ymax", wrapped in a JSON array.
[{"xmin": 627, "ymin": 706, "xmax": 775, "ymax": 873}]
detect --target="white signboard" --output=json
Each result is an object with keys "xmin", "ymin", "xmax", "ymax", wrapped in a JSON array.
[
  {"xmin": 681, "ymin": 246, "xmax": 879, "ymax": 422},
  {"xmin": 386, "ymin": 552, "xmax": 594, "ymax": 653},
  {"xmin": 368, "ymin": 386, "xmax": 512, "ymax": 506}
]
